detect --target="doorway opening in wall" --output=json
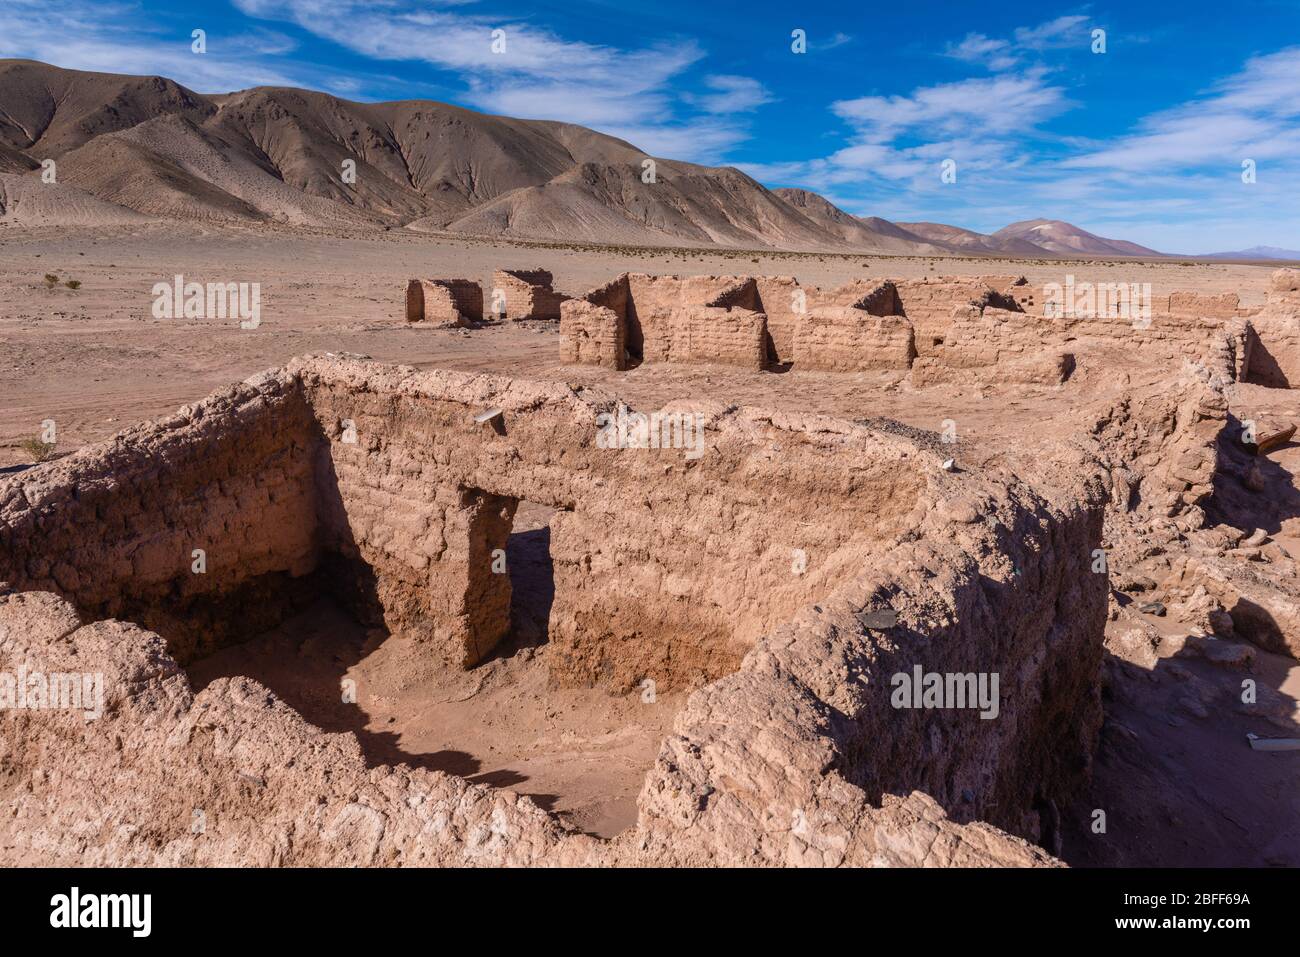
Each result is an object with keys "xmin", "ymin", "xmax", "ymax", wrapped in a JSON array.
[{"xmin": 185, "ymin": 498, "xmax": 680, "ymax": 838}]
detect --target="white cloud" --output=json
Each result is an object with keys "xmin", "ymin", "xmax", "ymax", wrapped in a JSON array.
[
  {"xmin": 0, "ymin": 0, "xmax": 312, "ymax": 91},
  {"xmin": 1065, "ymin": 46, "xmax": 1300, "ymax": 172},
  {"xmin": 233, "ymin": 0, "xmax": 704, "ymax": 128},
  {"xmin": 685, "ymin": 75, "xmax": 773, "ymax": 114},
  {"xmin": 832, "ymin": 70, "xmax": 1069, "ymax": 141},
  {"xmin": 1013, "ymin": 15, "xmax": 1091, "ymax": 50},
  {"xmin": 945, "ymin": 34, "xmax": 1016, "ymax": 71},
  {"xmin": 816, "ymin": 32, "xmax": 854, "ymax": 51},
  {"xmin": 229, "ymin": 0, "xmax": 767, "ymax": 162},
  {"xmin": 946, "ymin": 14, "xmax": 1092, "ymax": 72}
]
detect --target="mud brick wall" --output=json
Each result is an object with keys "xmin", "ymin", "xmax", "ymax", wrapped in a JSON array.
[
  {"xmin": 911, "ymin": 306, "xmax": 1073, "ymax": 386},
  {"xmin": 1243, "ymin": 270, "xmax": 1300, "ymax": 387},
  {"xmin": 642, "ymin": 307, "xmax": 767, "ymax": 369},
  {"xmin": 0, "ymin": 589, "xmax": 1061, "ymax": 867},
  {"xmin": 0, "ymin": 371, "xmax": 320, "ymax": 662},
  {"xmin": 493, "ymin": 268, "xmax": 568, "ymax": 321},
  {"xmin": 0, "ymin": 355, "xmax": 1115, "ymax": 866},
  {"xmin": 753, "ymin": 276, "xmax": 804, "ymax": 363},
  {"xmin": 637, "ymin": 428, "xmax": 1111, "ymax": 861},
  {"xmin": 893, "ymin": 277, "xmax": 1025, "ymax": 357},
  {"xmin": 406, "ymin": 278, "xmax": 483, "ymax": 325},
  {"xmin": 560, "ymin": 300, "xmax": 625, "ymax": 368},
  {"xmin": 310, "ymin": 416, "xmax": 519, "ymax": 667},
  {"xmin": 1163, "ymin": 291, "xmax": 1243, "ymax": 319},
  {"xmin": 624, "ymin": 274, "xmax": 748, "ymax": 361},
  {"xmin": 292, "ymin": 357, "xmax": 930, "ymax": 690},
  {"xmin": 793, "ymin": 308, "xmax": 915, "ymax": 372},
  {"xmin": 703, "ymin": 278, "xmax": 761, "ymax": 311},
  {"xmin": 809, "ymin": 279, "xmax": 900, "ymax": 314},
  {"xmin": 1047, "ymin": 308, "xmax": 1250, "ymax": 383}
]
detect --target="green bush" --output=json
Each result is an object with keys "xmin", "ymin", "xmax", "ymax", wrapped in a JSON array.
[{"xmin": 19, "ymin": 438, "xmax": 55, "ymax": 463}]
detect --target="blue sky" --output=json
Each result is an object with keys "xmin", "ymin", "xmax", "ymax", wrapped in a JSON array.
[{"xmin": 3, "ymin": 0, "xmax": 1299, "ymax": 251}]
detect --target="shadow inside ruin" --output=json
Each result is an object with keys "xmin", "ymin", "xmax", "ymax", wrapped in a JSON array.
[{"xmin": 1060, "ymin": 622, "xmax": 1300, "ymax": 867}]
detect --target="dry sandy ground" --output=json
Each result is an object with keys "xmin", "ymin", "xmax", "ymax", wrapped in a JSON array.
[{"xmin": 2, "ymin": 222, "xmax": 1296, "ymax": 860}]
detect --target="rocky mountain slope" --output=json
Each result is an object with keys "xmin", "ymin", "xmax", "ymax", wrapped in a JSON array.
[{"xmin": 0, "ymin": 58, "xmax": 1165, "ymax": 257}]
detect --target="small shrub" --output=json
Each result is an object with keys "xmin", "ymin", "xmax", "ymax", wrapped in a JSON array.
[
  {"xmin": 20, "ymin": 438, "xmax": 56, "ymax": 463},
  {"xmin": 65, "ymin": 279, "xmax": 81, "ymax": 290},
  {"xmin": 43, "ymin": 273, "xmax": 58, "ymax": 288}
]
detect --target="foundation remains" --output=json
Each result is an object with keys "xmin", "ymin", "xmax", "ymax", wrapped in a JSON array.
[
  {"xmin": 10, "ymin": 268, "xmax": 1300, "ymax": 868},
  {"xmin": 2, "ymin": 354, "xmax": 1109, "ymax": 866}
]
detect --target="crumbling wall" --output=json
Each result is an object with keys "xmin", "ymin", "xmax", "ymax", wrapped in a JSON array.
[
  {"xmin": 792, "ymin": 308, "xmax": 915, "ymax": 372},
  {"xmin": 492, "ymin": 268, "xmax": 568, "ymax": 321},
  {"xmin": 911, "ymin": 307, "xmax": 1073, "ymax": 387},
  {"xmin": 0, "ymin": 371, "xmax": 320, "ymax": 663},
  {"xmin": 406, "ymin": 278, "xmax": 483, "ymax": 326},
  {"xmin": 0, "ymin": 588, "xmax": 1060, "ymax": 867},
  {"xmin": 1162, "ymin": 291, "xmax": 1245, "ymax": 319},
  {"xmin": 293, "ymin": 358, "xmax": 930, "ymax": 690},
  {"xmin": 559, "ymin": 299, "xmax": 625, "ymax": 369},
  {"xmin": 893, "ymin": 277, "xmax": 1026, "ymax": 358},
  {"xmin": 0, "ymin": 357, "xmax": 1111, "ymax": 867},
  {"xmin": 626, "ymin": 274, "xmax": 750, "ymax": 363},
  {"xmin": 652, "ymin": 307, "xmax": 767, "ymax": 369},
  {"xmin": 1244, "ymin": 269, "xmax": 1300, "ymax": 388},
  {"xmin": 813, "ymin": 279, "xmax": 903, "ymax": 314},
  {"xmin": 637, "ymin": 457, "xmax": 1108, "ymax": 859},
  {"xmin": 752, "ymin": 276, "xmax": 805, "ymax": 364}
]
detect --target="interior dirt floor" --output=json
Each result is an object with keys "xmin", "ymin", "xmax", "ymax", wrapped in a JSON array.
[
  {"xmin": 185, "ymin": 502, "xmax": 683, "ymax": 839},
  {"xmin": 3, "ymin": 223, "xmax": 1298, "ymax": 864}
]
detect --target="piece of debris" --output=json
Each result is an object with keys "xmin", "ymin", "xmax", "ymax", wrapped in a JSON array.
[
  {"xmin": 940, "ymin": 458, "xmax": 956, "ymax": 471},
  {"xmin": 1242, "ymin": 527, "xmax": 1269, "ymax": 547},
  {"xmin": 1246, "ymin": 733, "xmax": 1300, "ymax": 752},
  {"xmin": 1255, "ymin": 424, "xmax": 1295, "ymax": 456},
  {"xmin": 1138, "ymin": 601, "xmax": 1166, "ymax": 617},
  {"xmin": 857, "ymin": 608, "xmax": 898, "ymax": 630}
]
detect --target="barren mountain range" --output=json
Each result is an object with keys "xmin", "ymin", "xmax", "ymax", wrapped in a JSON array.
[{"xmin": 0, "ymin": 58, "xmax": 1183, "ymax": 258}]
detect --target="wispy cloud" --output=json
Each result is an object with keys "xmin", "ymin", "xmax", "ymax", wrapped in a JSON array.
[
  {"xmin": 231, "ymin": 0, "xmax": 763, "ymax": 162},
  {"xmin": 685, "ymin": 75, "xmax": 773, "ymax": 114},
  {"xmin": 832, "ymin": 70, "xmax": 1069, "ymax": 141},
  {"xmin": 946, "ymin": 13, "xmax": 1093, "ymax": 72},
  {"xmin": 1065, "ymin": 46, "xmax": 1300, "ymax": 172},
  {"xmin": 0, "ymin": 0, "xmax": 312, "ymax": 90}
]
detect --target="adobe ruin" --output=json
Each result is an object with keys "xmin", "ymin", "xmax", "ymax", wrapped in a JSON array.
[
  {"xmin": 554, "ymin": 270, "xmax": 1298, "ymax": 390},
  {"xmin": 405, "ymin": 278, "xmax": 484, "ymax": 326},
  {"xmin": 5, "ymin": 269, "xmax": 1300, "ymax": 867},
  {"xmin": 1, "ymin": 353, "xmax": 1110, "ymax": 865},
  {"xmin": 492, "ymin": 268, "xmax": 569, "ymax": 321}
]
